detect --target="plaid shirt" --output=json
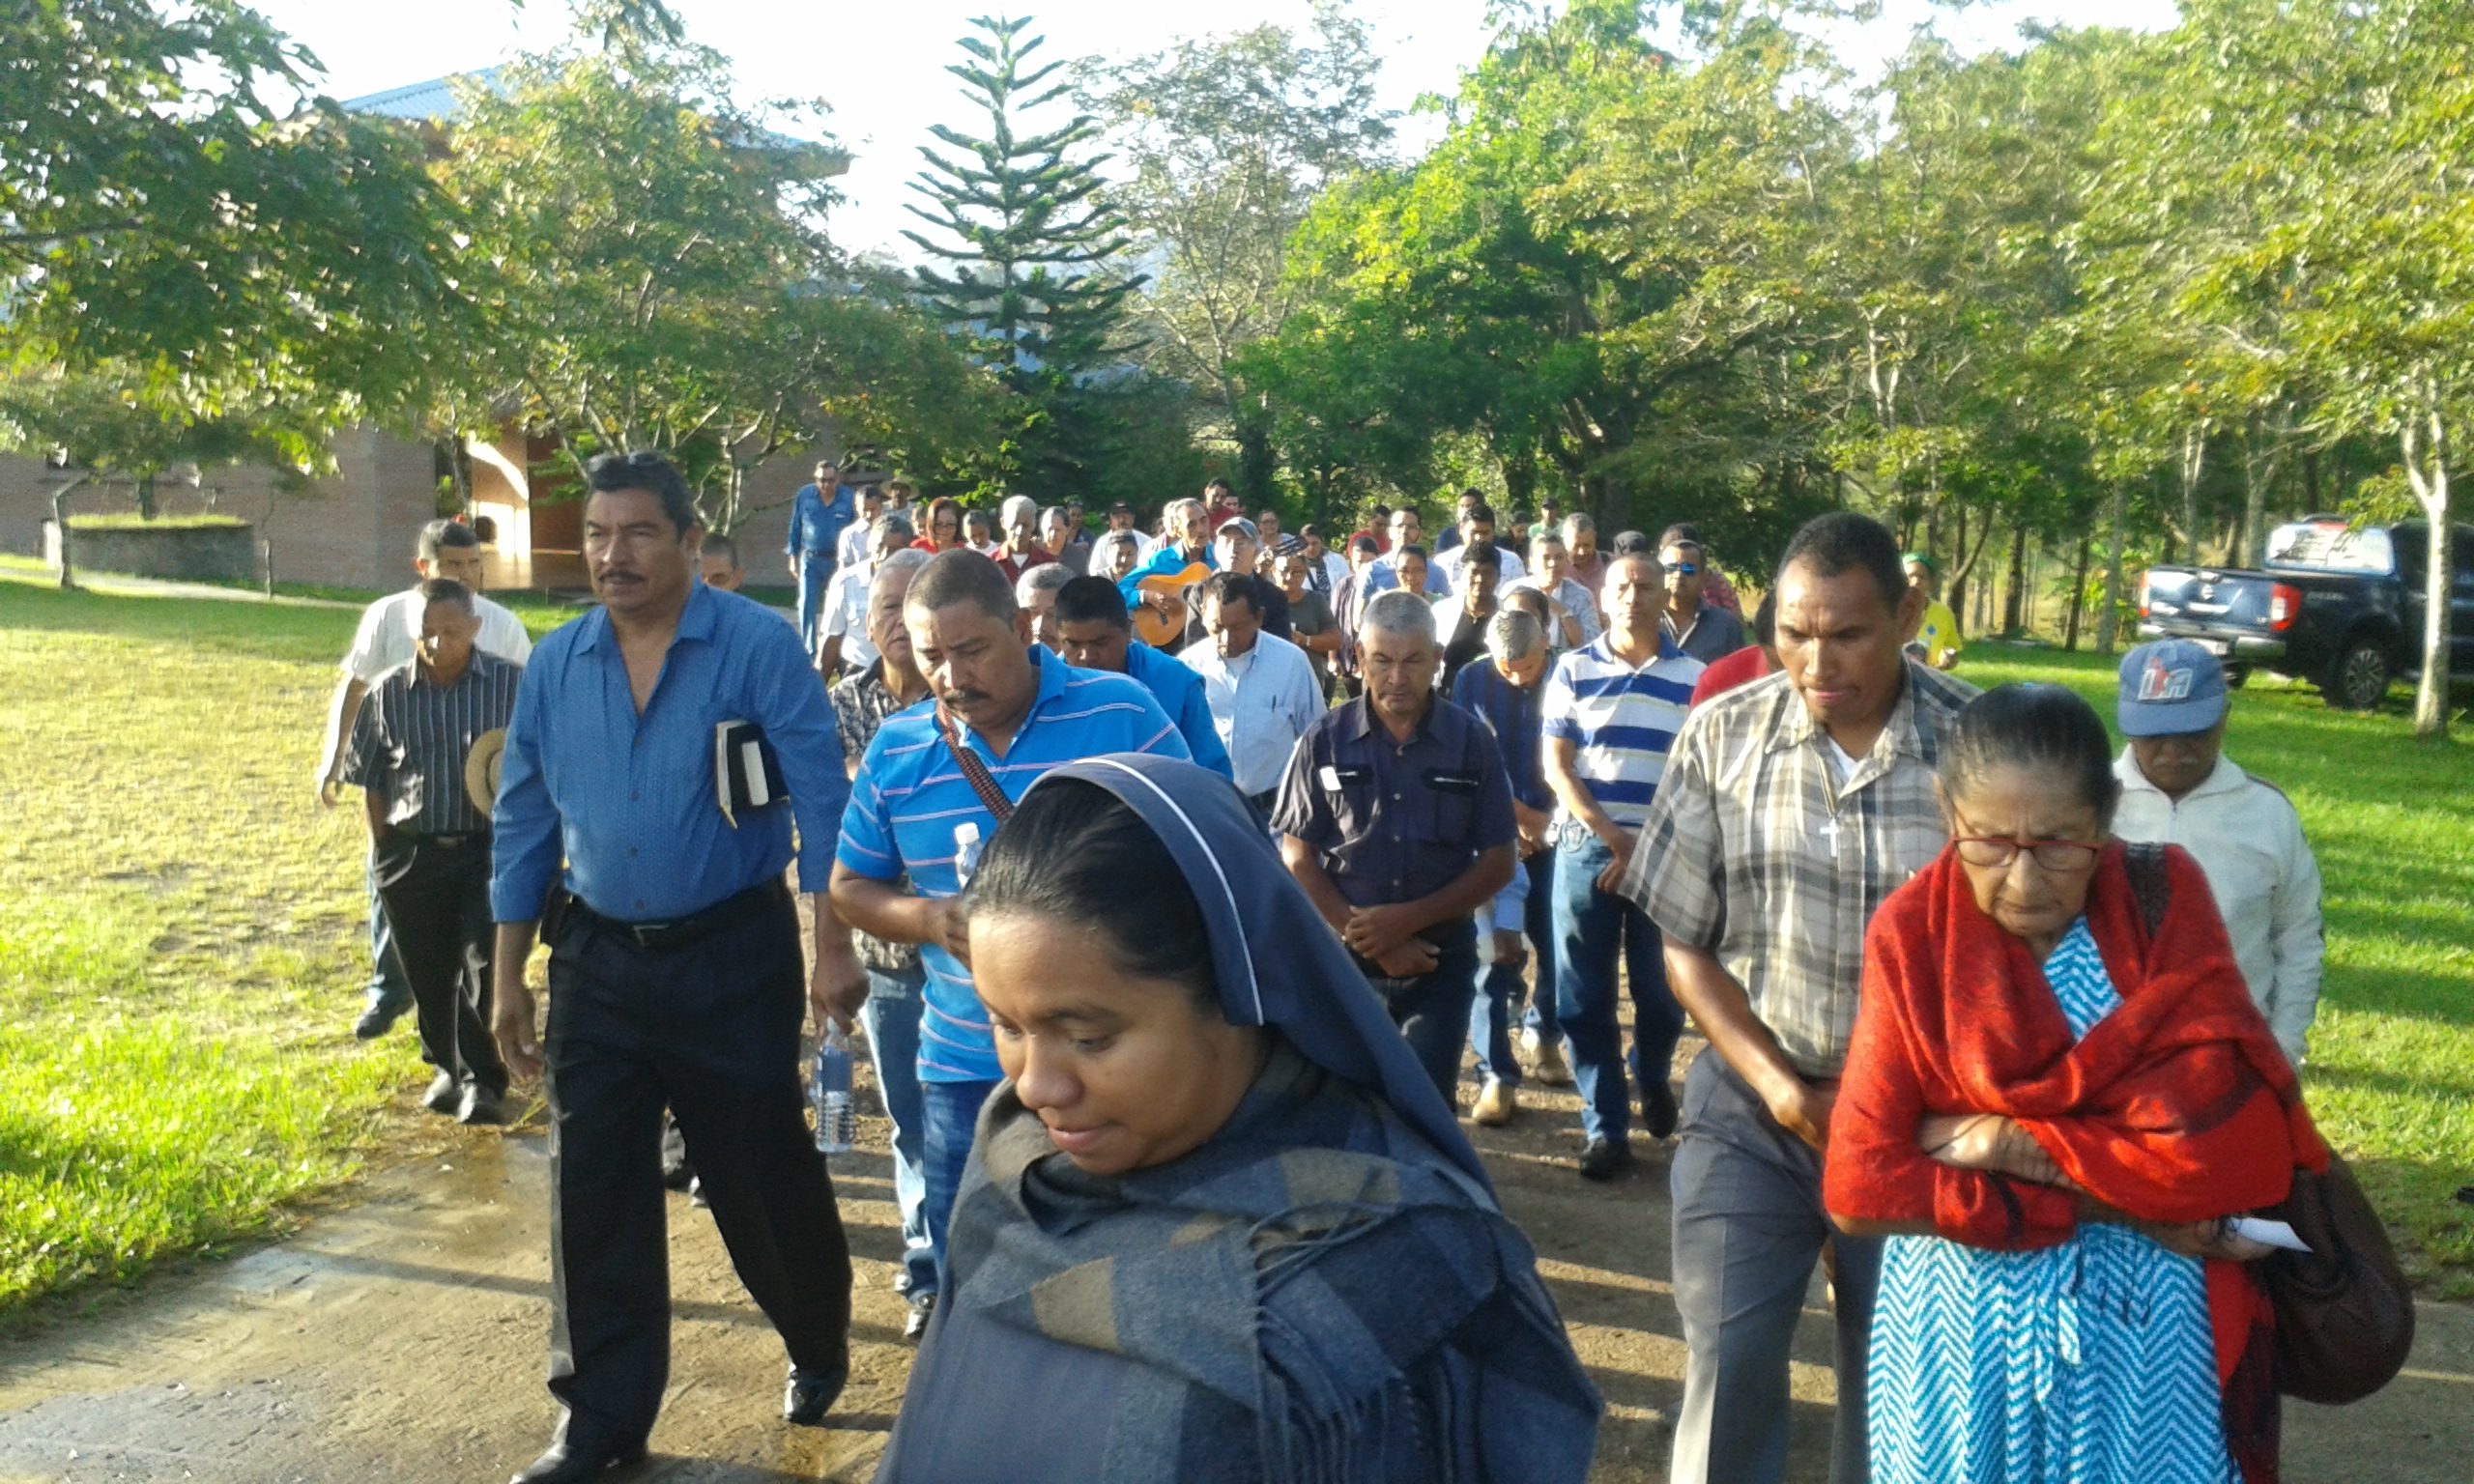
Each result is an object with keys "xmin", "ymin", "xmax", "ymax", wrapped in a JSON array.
[
  {"xmin": 1625, "ymin": 660, "xmax": 1977, "ymax": 1077},
  {"xmin": 829, "ymin": 660, "xmax": 927, "ymax": 974}
]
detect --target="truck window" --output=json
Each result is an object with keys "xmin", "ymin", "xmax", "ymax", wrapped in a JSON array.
[{"xmin": 2265, "ymin": 522, "xmax": 2394, "ymax": 574}]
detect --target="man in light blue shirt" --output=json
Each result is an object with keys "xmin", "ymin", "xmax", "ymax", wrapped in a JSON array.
[
  {"xmin": 1362, "ymin": 506, "xmax": 1452, "ymax": 596},
  {"xmin": 785, "ymin": 459, "xmax": 857, "ymax": 654},
  {"xmin": 1182, "ymin": 571, "xmax": 1325, "ymax": 816},
  {"xmin": 829, "ymin": 552, "xmax": 1191, "ymax": 1331},
  {"xmin": 1052, "ymin": 574, "xmax": 1234, "ymax": 779},
  {"xmin": 489, "ymin": 450, "xmax": 859, "ymax": 1484}
]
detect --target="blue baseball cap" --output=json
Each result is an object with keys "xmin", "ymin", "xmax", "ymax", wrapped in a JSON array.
[{"xmin": 2116, "ymin": 640, "xmax": 2229, "ymax": 737}]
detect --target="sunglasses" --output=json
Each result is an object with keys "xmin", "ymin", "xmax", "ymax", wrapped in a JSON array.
[{"xmin": 1662, "ymin": 561, "xmax": 1699, "ymax": 576}]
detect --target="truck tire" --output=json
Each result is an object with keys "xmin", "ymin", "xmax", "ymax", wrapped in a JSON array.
[
  {"xmin": 2222, "ymin": 662, "xmax": 2252, "ymax": 690},
  {"xmin": 2323, "ymin": 638, "xmax": 2392, "ymax": 711}
]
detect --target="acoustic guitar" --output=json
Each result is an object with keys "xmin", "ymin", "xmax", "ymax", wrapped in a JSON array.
[{"xmin": 1131, "ymin": 559, "xmax": 1214, "ymax": 649}]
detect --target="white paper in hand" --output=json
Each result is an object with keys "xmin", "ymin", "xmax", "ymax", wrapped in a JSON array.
[{"xmin": 2229, "ymin": 1216, "xmax": 2312, "ymax": 1253}]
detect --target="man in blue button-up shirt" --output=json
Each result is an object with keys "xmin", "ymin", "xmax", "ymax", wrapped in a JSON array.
[
  {"xmin": 489, "ymin": 451, "xmax": 859, "ymax": 1484},
  {"xmin": 829, "ymin": 551, "xmax": 1190, "ymax": 1330},
  {"xmin": 785, "ymin": 459, "xmax": 857, "ymax": 655}
]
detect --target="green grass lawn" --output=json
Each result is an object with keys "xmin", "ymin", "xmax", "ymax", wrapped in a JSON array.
[
  {"xmin": 0, "ymin": 576, "xmax": 2467, "ymax": 1314},
  {"xmin": 1962, "ymin": 641, "xmax": 2474, "ymax": 1297}
]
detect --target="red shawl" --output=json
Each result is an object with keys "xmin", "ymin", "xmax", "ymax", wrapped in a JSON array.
[{"xmin": 1825, "ymin": 842, "xmax": 2328, "ymax": 1484}]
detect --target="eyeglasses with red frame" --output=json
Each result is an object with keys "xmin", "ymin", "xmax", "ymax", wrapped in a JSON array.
[{"xmin": 1953, "ymin": 837, "xmax": 2104, "ymax": 871}]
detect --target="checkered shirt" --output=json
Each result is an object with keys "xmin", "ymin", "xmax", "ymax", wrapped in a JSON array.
[{"xmin": 1625, "ymin": 659, "xmax": 1977, "ymax": 1077}]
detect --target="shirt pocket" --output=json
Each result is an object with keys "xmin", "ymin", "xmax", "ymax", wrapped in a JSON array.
[
  {"xmin": 1319, "ymin": 764, "xmax": 1373, "ymax": 842},
  {"xmin": 1424, "ymin": 767, "xmax": 1484, "ymax": 848}
]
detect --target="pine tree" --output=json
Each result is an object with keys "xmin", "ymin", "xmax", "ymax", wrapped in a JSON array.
[{"xmin": 904, "ymin": 16, "xmax": 1141, "ymax": 409}]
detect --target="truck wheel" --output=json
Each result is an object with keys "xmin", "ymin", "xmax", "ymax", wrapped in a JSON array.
[
  {"xmin": 2222, "ymin": 663, "xmax": 2252, "ymax": 690},
  {"xmin": 2323, "ymin": 640, "xmax": 2392, "ymax": 710}
]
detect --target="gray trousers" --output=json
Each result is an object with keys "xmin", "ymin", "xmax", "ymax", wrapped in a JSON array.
[{"xmin": 1668, "ymin": 1050, "xmax": 1881, "ymax": 1484}]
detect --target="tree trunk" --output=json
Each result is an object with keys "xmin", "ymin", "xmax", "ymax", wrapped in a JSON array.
[
  {"xmin": 2097, "ymin": 486, "xmax": 2126, "ymax": 655},
  {"xmin": 2001, "ymin": 524, "xmax": 2028, "ymax": 637},
  {"xmin": 1947, "ymin": 504, "xmax": 1970, "ymax": 637},
  {"xmin": 2401, "ymin": 398, "xmax": 2454, "ymax": 740},
  {"xmin": 2179, "ymin": 425, "xmax": 2206, "ymax": 567},
  {"xmin": 1234, "ymin": 414, "xmax": 1276, "ymax": 515},
  {"xmin": 2064, "ymin": 533, "xmax": 2092, "ymax": 650},
  {"xmin": 51, "ymin": 476, "xmax": 88, "ymax": 589}
]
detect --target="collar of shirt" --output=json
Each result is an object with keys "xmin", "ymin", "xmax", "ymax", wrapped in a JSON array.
[
  {"xmin": 2117, "ymin": 747, "xmax": 2249, "ymax": 804},
  {"xmin": 1766, "ymin": 657, "xmax": 1932, "ymax": 781}
]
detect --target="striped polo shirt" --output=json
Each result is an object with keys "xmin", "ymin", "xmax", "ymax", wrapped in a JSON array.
[
  {"xmin": 1541, "ymin": 633, "xmax": 1704, "ymax": 829},
  {"xmin": 345, "ymin": 650, "xmax": 524, "ymax": 836},
  {"xmin": 836, "ymin": 645, "xmax": 1190, "ymax": 1083}
]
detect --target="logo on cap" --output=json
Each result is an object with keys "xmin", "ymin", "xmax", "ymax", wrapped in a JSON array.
[{"xmin": 2137, "ymin": 656, "xmax": 2194, "ymax": 703}]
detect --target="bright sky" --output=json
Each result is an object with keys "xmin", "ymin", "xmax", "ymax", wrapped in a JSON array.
[{"xmin": 249, "ymin": 0, "xmax": 2181, "ymax": 261}]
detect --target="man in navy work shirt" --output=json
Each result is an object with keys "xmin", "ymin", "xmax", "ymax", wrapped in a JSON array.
[
  {"xmin": 489, "ymin": 451, "xmax": 860, "ymax": 1484},
  {"xmin": 829, "ymin": 551, "xmax": 1190, "ymax": 1338},
  {"xmin": 1274, "ymin": 588, "xmax": 1516, "ymax": 1101},
  {"xmin": 786, "ymin": 458, "xmax": 857, "ymax": 655}
]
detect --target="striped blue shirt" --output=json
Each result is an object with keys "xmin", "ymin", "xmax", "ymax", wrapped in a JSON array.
[
  {"xmin": 1541, "ymin": 634, "xmax": 1704, "ymax": 829},
  {"xmin": 836, "ymin": 646, "xmax": 1190, "ymax": 1082}
]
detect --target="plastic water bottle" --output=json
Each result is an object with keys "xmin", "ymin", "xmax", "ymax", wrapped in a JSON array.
[{"xmin": 812, "ymin": 1022, "xmax": 856, "ymax": 1155}]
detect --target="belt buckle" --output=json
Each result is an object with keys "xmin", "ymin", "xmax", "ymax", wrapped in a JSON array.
[{"xmin": 629, "ymin": 920, "xmax": 671, "ymax": 949}]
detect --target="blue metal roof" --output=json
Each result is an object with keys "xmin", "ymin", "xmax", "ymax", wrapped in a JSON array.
[{"xmin": 338, "ymin": 69, "xmax": 505, "ymax": 122}]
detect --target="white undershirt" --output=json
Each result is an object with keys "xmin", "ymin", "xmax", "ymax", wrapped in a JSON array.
[{"xmin": 1825, "ymin": 735, "xmax": 1863, "ymax": 784}]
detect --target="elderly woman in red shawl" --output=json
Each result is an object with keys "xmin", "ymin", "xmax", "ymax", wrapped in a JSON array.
[{"xmin": 1825, "ymin": 684, "xmax": 2326, "ymax": 1484}]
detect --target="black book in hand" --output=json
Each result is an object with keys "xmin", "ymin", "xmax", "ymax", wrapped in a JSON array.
[{"xmin": 714, "ymin": 720, "xmax": 789, "ymax": 827}]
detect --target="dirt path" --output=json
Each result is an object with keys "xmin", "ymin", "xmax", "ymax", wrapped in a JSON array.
[{"xmin": 2, "ymin": 1062, "xmax": 2468, "ymax": 1483}]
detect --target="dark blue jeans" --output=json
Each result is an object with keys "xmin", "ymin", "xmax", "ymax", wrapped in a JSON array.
[
  {"xmin": 365, "ymin": 854, "xmax": 410, "ymax": 1010},
  {"xmin": 858, "ymin": 966, "xmax": 933, "ymax": 1299},
  {"xmin": 1554, "ymin": 833, "xmax": 1684, "ymax": 1146},
  {"xmin": 1365, "ymin": 919, "xmax": 1482, "ymax": 1102},
  {"xmin": 918, "ymin": 1075, "xmax": 1001, "ymax": 1299},
  {"xmin": 1521, "ymin": 849, "xmax": 1562, "ymax": 1043}
]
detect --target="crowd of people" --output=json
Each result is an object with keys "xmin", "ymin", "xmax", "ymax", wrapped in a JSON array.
[{"xmin": 316, "ymin": 452, "xmax": 2341, "ymax": 1484}]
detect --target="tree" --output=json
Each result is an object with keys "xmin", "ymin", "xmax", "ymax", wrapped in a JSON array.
[
  {"xmin": 905, "ymin": 15, "xmax": 1142, "ymax": 497},
  {"xmin": 1077, "ymin": 3, "xmax": 1395, "ymax": 506},
  {"xmin": 440, "ymin": 16, "xmax": 998, "ymax": 530}
]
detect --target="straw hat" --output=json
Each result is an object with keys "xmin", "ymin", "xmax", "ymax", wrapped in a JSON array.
[{"xmin": 464, "ymin": 728, "xmax": 508, "ymax": 814}]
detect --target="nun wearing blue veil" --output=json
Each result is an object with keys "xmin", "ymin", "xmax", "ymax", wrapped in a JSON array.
[{"xmin": 874, "ymin": 754, "xmax": 1600, "ymax": 1484}]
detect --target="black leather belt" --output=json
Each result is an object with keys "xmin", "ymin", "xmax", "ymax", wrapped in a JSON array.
[
  {"xmin": 561, "ymin": 878, "xmax": 790, "ymax": 952},
  {"xmin": 399, "ymin": 831, "xmax": 487, "ymax": 848}
]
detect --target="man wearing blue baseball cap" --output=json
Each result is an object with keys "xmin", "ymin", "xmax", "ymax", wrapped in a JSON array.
[{"xmin": 2112, "ymin": 639, "xmax": 2324, "ymax": 1064}]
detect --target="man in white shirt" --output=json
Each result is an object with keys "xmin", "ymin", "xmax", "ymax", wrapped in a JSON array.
[
  {"xmin": 817, "ymin": 514, "xmax": 914, "ymax": 678},
  {"xmin": 835, "ymin": 483, "xmax": 887, "ymax": 571},
  {"xmin": 1430, "ymin": 501, "xmax": 1526, "ymax": 596},
  {"xmin": 1511, "ymin": 530, "xmax": 1601, "ymax": 646},
  {"xmin": 2112, "ymin": 639, "xmax": 2324, "ymax": 1064},
  {"xmin": 316, "ymin": 519, "xmax": 533, "ymax": 1039},
  {"xmin": 1183, "ymin": 570, "xmax": 1325, "ymax": 818}
]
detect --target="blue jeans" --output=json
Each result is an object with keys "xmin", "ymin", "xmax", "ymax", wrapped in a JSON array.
[
  {"xmin": 365, "ymin": 854, "xmax": 409, "ymax": 1010},
  {"xmin": 794, "ymin": 554, "xmax": 835, "ymax": 654},
  {"xmin": 1554, "ymin": 833, "xmax": 1684, "ymax": 1146},
  {"xmin": 1366, "ymin": 919, "xmax": 1482, "ymax": 1102},
  {"xmin": 858, "ymin": 966, "xmax": 933, "ymax": 1299},
  {"xmin": 918, "ymin": 1075, "xmax": 1001, "ymax": 1299},
  {"xmin": 1522, "ymin": 849, "xmax": 1562, "ymax": 1043}
]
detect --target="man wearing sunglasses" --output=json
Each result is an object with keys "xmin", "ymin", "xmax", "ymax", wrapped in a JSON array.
[{"xmin": 1659, "ymin": 538, "xmax": 1747, "ymax": 664}]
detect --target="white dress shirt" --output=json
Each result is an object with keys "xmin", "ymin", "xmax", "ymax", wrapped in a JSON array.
[
  {"xmin": 1181, "ymin": 630, "xmax": 1324, "ymax": 797},
  {"xmin": 341, "ymin": 587, "xmax": 532, "ymax": 684},
  {"xmin": 1430, "ymin": 543, "xmax": 1525, "ymax": 597},
  {"xmin": 820, "ymin": 557, "xmax": 878, "ymax": 668},
  {"xmin": 1507, "ymin": 575, "xmax": 1603, "ymax": 644},
  {"xmin": 2112, "ymin": 747, "xmax": 2324, "ymax": 1062}
]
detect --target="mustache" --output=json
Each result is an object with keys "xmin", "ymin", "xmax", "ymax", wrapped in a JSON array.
[{"xmin": 938, "ymin": 688, "xmax": 987, "ymax": 708}]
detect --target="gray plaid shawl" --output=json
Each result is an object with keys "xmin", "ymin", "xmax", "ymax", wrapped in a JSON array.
[{"xmin": 935, "ymin": 1042, "xmax": 1600, "ymax": 1483}]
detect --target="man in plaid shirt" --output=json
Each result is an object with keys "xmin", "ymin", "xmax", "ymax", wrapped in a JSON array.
[{"xmin": 1628, "ymin": 513, "xmax": 1975, "ymax": 1484}]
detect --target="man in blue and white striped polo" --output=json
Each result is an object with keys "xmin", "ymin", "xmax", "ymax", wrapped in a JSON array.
[{"xmin": 1540, "ymin": 550, "xmax": 1705, "ymax": 1181}]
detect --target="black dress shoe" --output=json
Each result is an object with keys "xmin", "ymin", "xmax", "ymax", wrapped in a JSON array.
[
  {"xmin": 904, "ymin": 1292, "xmax": 936, "ymax": 1341},
  {"xmin": 1642, "ymin": 1078, "xmax": 1680, "ymax": 1140},
  {"xmin": 459, "ymin": 1084, "xmax": 514, "ymax": 1126},
  {"xmin": 356, "ymin": 996, "xmax": 408, "ymax": 1040},
  {"xmin": 784, "ymin": 1365, "xmax": 846, "ymax": 1426},
  {"xmin": 1578, "ymin": 1136, "xmax": 1633, "ymax": 1183},
  {"xmin": 509, "ymin": 1438, "xmax": 647, "ymax": 1483},
  {"xmin": 423, "ymin": 1071, "xmax": 463, "ymax": 1114}
]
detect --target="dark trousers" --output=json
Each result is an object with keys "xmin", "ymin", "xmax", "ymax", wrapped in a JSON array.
[
  {"xmin": 1521, "ymin": 848, "xmax": 1562, "ymax": 1043},
  {"xmin": 1362, "ymin": 918, "xmax": 1482, "ymax": 1101},
  {"xmin": 364, "ymin": 853, "xmax": 410, "ymax": 1009},
  {"xmin": 1554, "ymin": 834, "xmax": 1685, "ymax": 1146},
  {"xmin": 370, "ymin": 834, "xmax": 505, "ymax": 1093},
  {"xmin": 541, "ymin": 892, "xmax": 852, "ymax": 1450}
]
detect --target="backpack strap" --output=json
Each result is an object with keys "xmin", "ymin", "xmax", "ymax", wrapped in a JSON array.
[{"xmin": 2122, "ymin": 841, "xmax": 2172, "ymax": 941}]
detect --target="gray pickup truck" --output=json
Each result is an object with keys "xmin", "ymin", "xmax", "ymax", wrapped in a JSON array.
[{"xmin": 2137, "ymin": 518, "xmax": 2474, "ymax": 709}]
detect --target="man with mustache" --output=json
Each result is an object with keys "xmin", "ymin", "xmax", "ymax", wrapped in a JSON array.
[
  {"xmin": 829, "ymin": 550, "xmax": 1191, "ymax": 1338},
  {"xmin": 488, "ymin": 451, "xmax": 861, "ymax": 1481}
]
